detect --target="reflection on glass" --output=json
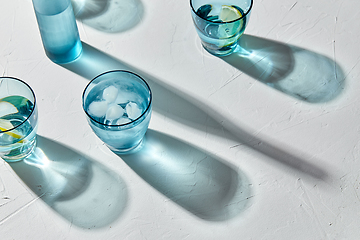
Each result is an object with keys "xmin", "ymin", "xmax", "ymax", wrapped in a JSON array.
[
  {"xmin": 9, "ymin": 136, "xmax": 128, "ymax": 229},
  {"xmin": 121, "ymin": 130, "xmax": 253, "ymax": 221},
  {"xmin": 222, "ymin": 35, "xmax": 345, "ymax": 103}
]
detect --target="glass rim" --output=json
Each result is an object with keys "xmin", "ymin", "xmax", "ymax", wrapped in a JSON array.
[
  {"xmin": 82, "ymin": 70, "xmax": 152, "ymax": 127},
  {"xmin": 190, "ymin": 0, "xmax": 253, "ymax": 24},
  {"xmin": 0, "ymin": 77, "xmax": 37, "ymax": 133}
]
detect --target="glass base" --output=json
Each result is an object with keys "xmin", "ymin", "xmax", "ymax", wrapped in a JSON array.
[
  {"xmin": 46, "ymin": 40, "xmax": 83, "ymax": 64},
  {"xmin": 202, "ymin": 43, "xmax": 237, "ymax": 57},
  {"xmin": 108, "ymin": 139, "xmax": 144, "ymax": 155},
  {"xmin": 1, "ymin": 137, "xmax": 37, "ymax": 163}
]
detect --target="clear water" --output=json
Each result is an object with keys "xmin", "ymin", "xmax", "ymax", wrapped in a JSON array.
[
  {"xmin": 0, "ymin": 96, "xmax": 38, "ymax": 161},
  {"xmin": 193, "ymin": 4, "xmax": 248, "ymax": 55},
  {"xmin": 84, "ymin": 79, "xmax": 151, "ymax": 153},
  {"xmin": 34, "ymin": 2, "xmax": 82, "ymax": 63}
]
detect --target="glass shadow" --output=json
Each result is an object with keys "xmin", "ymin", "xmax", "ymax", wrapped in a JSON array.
[
  {"xmin": 221, "ymin": 35, "xmax": 345, "ymax": 103},
  {"xmin": 61, "ymin": 42, "xmax": 328, "ymax": 181},
  {"xmin": 9, "ymin": 136, "xmax": 128, "ymax": 229},
  {"xmin": 72, "ymin": 0, "xmax": 144, "ymax": 33},
  {"xmin": 120, "ymin": 129, "xmax": 252, "ymax": 221}
]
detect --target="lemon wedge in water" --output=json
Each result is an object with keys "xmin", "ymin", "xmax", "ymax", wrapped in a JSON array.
[
  {"xmin": 0, "ymin": 119, "xmax": 24, "ymax": 141},
  {"xmin": 219, "ymin": 5, "xmax": 243, "ymax": 22},
  {"xmin": 217, "ymin": 5, "xmax": 245, "ymax": 45},
  {"xmin": 0, "ymin": 101, "xmax": 18, "ymax": 119},
  {"xmin": 0, "ymin": 119, "xmax": 15, "ymax": 132},
  {"xmin": 0, "ymin": 98, "xmax": 24, "ymax": 141}
]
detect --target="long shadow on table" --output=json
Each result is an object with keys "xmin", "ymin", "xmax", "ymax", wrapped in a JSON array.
[
  {"xmin": 121, "ymin": 129, "xmax": 253, "ymax": 221},
  {"xmin": 62, "ymin": 42, "xmax": 236, "ymax": 144},
  {"xmin": 9, "ymin": 136, "xmax": 128, "ymax": 229},
  {"xmin": 72, "ymin": 0, "xmax": 144, "ymax": 33},
  {"xmin": 221, "ymin": 35, "xmax": 345, "ymax": 103},
  {"xmin": 61, "ymin": 41, "xmax": 328, "ymax": 181}
]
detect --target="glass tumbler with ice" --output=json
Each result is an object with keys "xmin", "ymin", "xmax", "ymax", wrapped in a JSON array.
[
  {"xmin": 190, "ymin": 0, "xmax": 253, "ymax": 56},
  {"xmin": 0, "ymin": 77, "xmax": 38, "ymax": 162},
  {"xmin": 82, "ymin": 70, "xmax": 152, "ymax": 154}
]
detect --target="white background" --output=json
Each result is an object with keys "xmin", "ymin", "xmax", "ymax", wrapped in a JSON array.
[{"xmin": 1, "ymin": 0, "xmax": 360, "ymax": 239}]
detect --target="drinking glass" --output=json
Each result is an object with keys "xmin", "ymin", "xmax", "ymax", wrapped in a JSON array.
[
  {"xmin": 0, "ymin": 77, "xmax": 38, "ymax": 162},
  {"xmin": 190, "ymin": 0, "xmax": 253, "ymax": 56},
  {"xmin": 82, "ymin": 70, "xmax": 152, "ymax": 154}
]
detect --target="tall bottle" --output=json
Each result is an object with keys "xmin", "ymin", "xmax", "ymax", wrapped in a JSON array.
[{"xmin": 32, "ymin": 0, "xmax": 82, "ymax": 63}]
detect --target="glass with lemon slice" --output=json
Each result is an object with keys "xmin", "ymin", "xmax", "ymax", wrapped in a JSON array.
[
  {"xmin": 0, "ymin": 77, "xmax": 38, "ymax": 162},
  {"xmin": 190, "ymin": 0, "xmax": 253, "ymax": 56}
]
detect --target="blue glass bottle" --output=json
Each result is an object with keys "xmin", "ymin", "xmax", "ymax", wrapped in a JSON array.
[{"xmin": 32, "ymin": 0, "xmax": 82, "ymax": 63}]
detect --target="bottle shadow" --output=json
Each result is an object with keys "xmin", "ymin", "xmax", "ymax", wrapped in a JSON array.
[
  {"xmin": 61, "ymin": 41, "xmax": 328, "ymax": 180},
  {"xmin": 120, "ymin": 129, "xmax": 253, "ymax": 221},
  {"xmin": 220, "ymin": 35, "xmax": 346, "ymax": 103},
  {"xmin": 9, "ymin": 135, "xmax": 128, "ymax": 229},
  {"xmin": 72, "ymin": 0, "xmax": 144, "ymax": 33},
  {"xmin": 62, "ymin": 42, "xmax": 235, "ymax": 143}
]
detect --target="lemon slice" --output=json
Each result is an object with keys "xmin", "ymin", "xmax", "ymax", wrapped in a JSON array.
[
  {"xmin": 0, "ymin": 101, "xmax": 18, "ymax": 118},
  {"xmin": 0, "ymin": 97, "xmax": 26, "ymax": 141},
  {"xmin": 0, "ymin": 119, "xmax": 24, "ymax": 141},
  {"xmin": 0, "ymin": 119, "xmax": 15, "ymax": 132},
  {"xmin": 219, "ymin": 5, "xmax": 242, "ymax": 22}
]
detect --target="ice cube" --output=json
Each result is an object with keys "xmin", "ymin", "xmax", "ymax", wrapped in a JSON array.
[
  {"xmin": 125, "ymin": 101, "xmax": 143, "ymax": 120},
  {"xmin": 88, "ymin": 101, "xmax": 108, "ymax": 118},
  {"xmin": 114, "ymin": 92, "xmax": 133, "ymax": 105},
  {"xmin": 116, "ymin": 117, "xmax": 131, "ymax": 125},
  {"xmin": 103, "ymin": 85, "xmax": 118, "ymax": 103},
  {"xmin": 105, "ymin": 104, "xmax": 125, "ymax": 121}
]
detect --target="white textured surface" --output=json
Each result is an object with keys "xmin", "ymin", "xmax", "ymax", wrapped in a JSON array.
[{"xmin": 1, "ymin": 0, "xmax": 360, "ymax": 239}]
